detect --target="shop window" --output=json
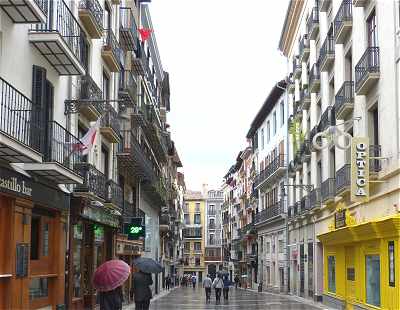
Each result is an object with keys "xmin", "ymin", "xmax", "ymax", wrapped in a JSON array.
[
  {"xmin": 73, "ymin": 224, "xmax": 83, "ymax": 298},
  {"xmin": 29, "ymin": 277, "xmax": 48, "ymax": 300},
  {"xmin": 42, "ymin": 223, "xmax": 49, "ymax": 256},
  {"xmin": 366, "ymin": 255, "xmax": 380, "ymax": 307},
  {"xmin": 328, "ymin": 256, "xmax": 336, "ymax": 293},
  {"xmin": 94, "ymin": 225, "xmax": 104, "ymax": 270},
  {"xmin": 31, "ymin": 216, "xmax": 40, "ymax": 260}
]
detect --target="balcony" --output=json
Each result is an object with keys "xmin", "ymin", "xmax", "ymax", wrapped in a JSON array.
[
  {"xmin": 29, "ymin": 0, "xmax": 86, "ymax": 75},
  {"xmin": 295, "ymin": 101, "xmax": 303, "ymax": 120},
  {"xmin": 334, "ymin": 81, "xmax": 354, "ymax": 119},
  {"xmin": 355, "ymin": 47, "xmax": 380, "ymax": 95},
  {"xmin": 309, "ymin": 188, "xmax": 321, "ymax": 209},
  {"xmin": 307, "ymin": 7, "xmax": 319, "ymax": 40},
  {"xmin": 320, "ymin": 0, "xmax": 331, "ymax": 12},
  {"xmin": 123, "ymin": 201, "xmax": 137, "ymax": 218},
  {"xmin": 159, "ymin": 214, "xmax": 170, "ymax": 233},
  {"xmin": 300, "ymin": 88, "xmax": 311, "ymax": 110},
  {"xmin": 119, "ymin": 70, "xmax": 138, "ymax": 109},
  {"xmin": 77, "ymin": 75, "xmax": 104, "ymax": 121},
  {"xmin": 321, "ymin": 178, "xmax": 336, "ymax": 204},
  {"xmin": 334, "ymin": 0, "xmax": 352, "ymax": 44},
  {"xmin": 74, "ymin": 163, "xmax": 106, "ymax": 200},
  {"xmin": 299, "ymin": 35, "xmax": 310, "ymax": 63},
  {"xmin": 293, "ymin": 56, "xmax": 302, "ymax": 79},
  {"xmin": 288, "ymin": 78, "xmax": 295, "ymax": 94},
  {"xmin": 293, "ymin": 202, "xmax": 300, "ymax": 217},
  {"xmin": 0, "ymin": 77, "xmax": 42, "ymax": 163},
  {"xmin": 336, "ymin": 164, "xmax": 350, "ymax": 196},
  {"xmin": 353, "ymin": 0, "xmax": 366, "ymax": 7},
  {"xmin": 319, "ymin": 35, "xmax": 334, "ymax": 71},
  {"xmin": 0, "ymin": 0, "xmax": 47, "ymax": 23},
  {"xmin": 78, "ymin": 0, "xmax": 103, "ymax": 39},
  {"xmin": 370, "ymin": 145, "xmax": 382, "ymax": 176},
  {"xmin": 300, "ymin": 139, "xmax": 311, "ymax": 162},
  {"xmin": 102, "ymin": 29, "xmax": 121, "ymax": 72},
  {"xmin": 288, "ymin": 160, "xmax": 296, "ymax": 178},
  {"xmin": 105, "ymin": 179, "xmax": 123, "ymax": 211},
  {"xmin": 300, "ymin": 196, "xmax": 311, "ymax": 214},
  {"xmin": 241, "ymin": 222, "xmax": 256, "ymax": 237},
  {"xmin": 254, "ymin": 154, "xmax": 285, "ymax": 189},
  {"xmin": 204, "ymin": 255, "xmax": 222, "ymax": 262},
  {"xmin": 22, "ymin": 121, "xmax": 83, "ymax": 184},
  {"xmin": 119, "ymin": 7, "xmax": 138, "ymax": 51},
  {"xmin": 309, "ymin": 126, "xmax": 319, "ymax": 152},
  {"xmin": 318, "ymin": 106, "xmax": 335, "ymax": 132},
  {"xmin": 100, "ymin": 104, "xmax": 120, "ymax": 143},
  {"xmin": 132, "ymin": 42, "xmax": 149, "ymax": 76},
  {"xmin": 309, "ymin": 62, "xmax": 320, "ymax": 93},
  {"xmin": 183, "ymin": 228, "xmax": 202, "ymax": 239},
  {"xmin": 255, "ymin": 201, "xmax": 283, "ymax": 224}
]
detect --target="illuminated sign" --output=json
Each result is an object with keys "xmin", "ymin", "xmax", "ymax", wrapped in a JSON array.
[
  {"xmin": 124, "ymin": 218, "xmax": 145, "ymax": 240},
  {"xmin": 351, "ymin": 137, "xmax": 369, "ymax": 202}
]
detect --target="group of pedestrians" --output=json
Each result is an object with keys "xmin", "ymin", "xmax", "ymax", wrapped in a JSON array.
[{"xmin": 202, "ymin": 273, "xmax": 232, "ymax": 304}]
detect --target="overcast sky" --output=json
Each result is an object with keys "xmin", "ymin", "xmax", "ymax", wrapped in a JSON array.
[{"xmin": 150, "ymin": 0, "xmax": 288, "ymax": 191}]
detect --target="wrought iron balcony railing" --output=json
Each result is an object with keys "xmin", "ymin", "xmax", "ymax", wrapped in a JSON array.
[
  {"xmin": 300, "ymin": 87, "xmax": 311, "ymax": 110},
  {"xmin": 119, "ymin": 70, "xmax": 138, "ymax": 108},
  {"xmin": 321, "ymin": 178, "xmax": 336, "ymax": 203},
  {"xmin": 319, "ymin": 34, "xmax": 335, "ymax": 71},
  {"xmin": 0, "ymin": 76, "xmax": 42, "ymax": 157},
  {"xmin": 119, "ymin": 7, "xmax": 138, "ymax": 51},
  {"xmin": 309, "ymin": 188, "xmax": 321, "ymax": 208},
  {"xmin": 307, "ymin": 7, "xmax": 319, "ymax": 39},
  {"xmin": 255, "ymin": 201, "xmax": 283, "ymax": 224},
  {"xmin": 299, "ymin": 34, "xmax": 310, "ymax": 62},
  {"xmin": 355, "ymin": 47, "xmax": 380, "ymax": 95},
  {"xmin": 370, "ymin": 145, "xmax": 382, "ymax": 173},
  {"xmin": 102, "ymin": 29, "xmax": 121, "ymax": 72},
  {"xmin": 336, "ymin": 164, "xmax": 350, "ymax": 194},
  {"xmin": 100, "ymin": 104, "xmax": 120, "ymax": 142},
  {"xmin": 334, "ymin": 0, "xmax": 352, "ymax": 44},
  {"xmin": 318, "ymin": 106, "xmax": 335, "ymax": 132},
  {"xmin": 254, "ymin": 154, "xmax": 285, "ymax": 188},
  {"xmin": 309, "ymin": 62, "xmax": 320, "ymax": 92},
  {"xmin": 293, "ymin": 201, "xmax": 300, "ymax": 216},
  {"xmin": 334, "ymin": 81, "xmax": 354, "ymax": 119},
  {"xmin": 78, "ymin": 74, "xmax": 104, "ymax": 120},
  {"xmin": 74, "ymin": 163, "xmax": 106, "ymax": 200},
  {"xmin": 293, "ymin": 56, "xmax": 302, "ymax": 79},
  {"xmin": 78, "ymin": 0, "xmax": 103, "ymax": 38},
  {"xmin": 105, "ymin": 179, "xmax": 123, "ymax": 210},
  {"xmin": 300, "ymin": 139, "xmax": 311, "ymax": 161},
  {"xmin": 132, "ymin": 41, "xmax": 150, "ymax": 76}
]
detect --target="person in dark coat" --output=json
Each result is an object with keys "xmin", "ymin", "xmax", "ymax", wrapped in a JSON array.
[
  {"xmin": 99, "ymin": 286, "xmax": 123, "ymax": 310},
  {"xmin": 133, "ymin": 271, "xmax": 153, "ymax": 310},
  {"xmin": 234, "ymin": 275, "xmax": 240, "ymax": 289}
]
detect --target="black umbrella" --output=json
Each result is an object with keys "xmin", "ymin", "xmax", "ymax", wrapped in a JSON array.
[{"xmin": 133, "ymin": 257, "xmax": 163, "ymax": 274}]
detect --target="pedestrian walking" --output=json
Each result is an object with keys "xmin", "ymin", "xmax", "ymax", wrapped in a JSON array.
[
  {"xmin": 223, "ymin": 275, "xmax": 231, "ymax": 301},
  {"xmin": 212, "ymin": 273, "xmax": 224, "ymax": 304},
  {"xmin": 99, "ymin": 286, "xmax": 123, "ymax": 310},
  {"xmin": 132, "ymin": 271, "xmax": 153, "ymax": 310},
  {"xmin": 234, "ymin": 275, "xmax": 239, "ymax": 289},
  {"xmin": 165, "ymin": 275, "xmax": 170, "ymax": 290},
  {"xmin": 202, "ymin": 274, "xmax": 212, "ymax": 303},
  {"xmin": 191, "ymin": 274, "xmax": 197, "ymax": 289}
]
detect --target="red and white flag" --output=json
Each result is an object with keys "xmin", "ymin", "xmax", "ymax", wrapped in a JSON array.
[
  {"xmin": 139, "ymin": 28, "xmax": 152, "ymax": 42},
  {"xmin": 77, "ymin": 120, "xmax": 100, "ymax": 155}
]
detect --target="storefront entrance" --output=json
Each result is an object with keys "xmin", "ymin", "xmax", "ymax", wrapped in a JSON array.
[{"xmin": 345, "ymin": 247, "xmax": 356, "ymax": 310}]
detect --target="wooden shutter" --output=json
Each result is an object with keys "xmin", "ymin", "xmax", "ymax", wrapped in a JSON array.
[
  {"xmin": 31, "ymin": 65, "xmax": 46, "ymax": 151},
  {"xmin": 279, "ymin": 140, "xmax": 284, "ymax": 156}
]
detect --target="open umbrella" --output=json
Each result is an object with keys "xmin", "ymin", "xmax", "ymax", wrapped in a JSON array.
[
  {"xmin": 133, "ymin": 257, "xmax": 163, "ymax": 274},
  {"xmin": 93, "ymin": 259, "xmax": 130, "ymax": 292}
]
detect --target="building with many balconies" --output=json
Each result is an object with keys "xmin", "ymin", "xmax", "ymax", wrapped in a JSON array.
[{"xmin": 279, "ymin": 0, "xmax": 400, "ymax": 308}]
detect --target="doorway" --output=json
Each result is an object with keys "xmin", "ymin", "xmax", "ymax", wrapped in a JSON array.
[{"xmin": 345, "ymin": 247, "xmax": 356, "ymax": 310}]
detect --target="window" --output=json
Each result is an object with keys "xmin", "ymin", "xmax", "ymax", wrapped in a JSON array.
[
  {"xmin": 266, "ymin": 242, "xmax": 270, "ymax": 254},
  {"xmin": 261, "ymin": 129, "xmax": 264, "ymax": 150},
  {"xmin": 102, "ymin": 72, "xmax": 110, "ymax": 100},
  {"xmin": 104, "ymin": 2, "xmax": 111, "ymax": 30},
  {"xmin": 273, "ymin": 111, "xmax": 277, "ymax": 135},
  {"xmin": 73, "ymin": 224, "xmax": 83, "ymax": 298},
  {"xmin": 280, "ymin": 101, "xmax": 285, "ymax": 126},
  {"xmin": 184, "ymin": 203, "xmax": 189, "ymax": 213},
  {"xmin": 194, "ymin": 214, "xmax": 201, "ymax": 224},
  {"xmin": 328, "ymin": 256, "xmax": 336, "ymax": 293},
  {"xmin": 366, "ymin": 255, "xmax": 380, "ymax": 307},
  {"xmin": 42, "ymin": 223, "xmax": 49, "ymax": 256},
  {"xmin": 209, "ymin": 218, "xmax": 215, "ymax": 229},
  {"xmin": 29, "ymin": 278, "xmax": 48, "ymax": 300},
  {"xmin": 184, "ymin": 214, "xmax": 190, "ymax": 225},
  {"xmin": 195, "ymin": 257, "xmax": 201, "ymax": 266},
  {"xmin": 101, "ymin": 145, "xmax": 109, "ymax": 179},
  {"xmin": 367, "ymin": 10, "xmax": 378, "ymax": 47},
  {"xmin": 260, "ymin": 236, "xmax": 263, "ymax": 253},
  {"xmin": 208, "ymin": 205, "xmax": 215, "ymax": 216},
  {"xmin": 194, "ymin": 242, "xmax": 201, "ymax": 252},
  {"xmin": 184, "ymin": 242, "xmax": 190, "ymax": 252},
  {"xmin": 272, "ymin": 237, "xmax": 275, "ymax": 253},
  {"xmin": 31, "ymin": 216, "xmax": 40, "ymax": 260},
  {"xmin": 195, "ymin": 203, "xmax": 200, "ymax": 212},
  {"xmin": 78, "ymin": 125, "xmax": 88, "ymax": 162},
  {"xmin": 278, "ymin": 240, "xmax": 284, "ymax": 253},
  {"xmin": 267, "ymin": 121, "xmax": 271, "ymax": 143},
  {"xmin": 209, "ymin": 234, "xmax": 215, "ymax": 245}
]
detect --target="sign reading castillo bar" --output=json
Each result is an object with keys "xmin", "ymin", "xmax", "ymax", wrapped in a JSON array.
[{"xmin": 0, "ymin": 173, "xmax": 32, "ymax": 198}]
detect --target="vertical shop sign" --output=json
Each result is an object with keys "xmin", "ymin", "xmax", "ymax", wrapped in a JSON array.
[
  {"xmin": 351, "ymin": 137, "xmax": 369, "ymax": 202},
  {"xmin": 389, "ymin": 241, "xmax": 395, "ymax": 287}
]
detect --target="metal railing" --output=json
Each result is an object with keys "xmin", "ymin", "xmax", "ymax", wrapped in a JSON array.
[
  {"xmin": 300, "ymin": 196, "xmax": 310, "ymax": 213},
  {"xmin": 79, "ymin": 74, "xmax": 104, "ymax": 113},
  {"xmin": 293, "ymin": 57, "xmax": 301, "ymax": 74},
  {"xmin": 183, "ymin": 227, "xmax": 202, "ymax": 238},
  {"xmin": 335, "ymin": 81, "xmax": 354, "ymax": 113},
  {"xmin": 309, "ymin": 62, "xmax": 320, "ymax": 86},
  {"xmin": 318, "ymin": 106, "xmax": 335, "ymax": 131},
  {"xmin": 44, "ymin": 121, "xmax": 82, "ymax": 170},
  {"xmin": 370, "ymin": 145, "xmax": 382, "ymax": 173},
  {"xmin": 336, "ymin": 164, "xmax": 350, "ymax": 193},
  {"xmin": 300, "ymin": 88, "xmax": 310, "ymax": 103},
  {"xmin": 103, "ymin": 28, "xmax": 121, "ymax": 62},
  {"xmin": 31, "ymin": 0, "xmax": 85, "ymax": 66},
  {"xmin": 334, "ymin": 0, "xmax": 352, "ymax": 37},
  {"xmin": 293, "ymin": 201, "xmax": 300, "ymax": 216},
  {"xmin": 309, "ymin": 188, "xmax": 321, "ymax": 208},
  {"xmin": 321, "ymin": 178, "xmax": 336, "ymax": 202},
  {"xmin": 300, "ymin": 139, "xmax": 311, "ymax": 157},
  {"xmin": 79, "ymin": 0, "xmax": 103, "ymax": 31},
  {"xmin": 74, "ymin": 163, "xmax": 106, "ymax": 200},
  {"xmin": 123, "ymin": 201, "xmax": 137, "ymax": 217},
  {"xmin": 119, "ymin": 70, "xmax": 138, "ymax": 102},
  {"xmin": 254, "ymin": 154, "xmax": 285, "ymax": 187},
  {"xmin": 101, "ymin": 104, "xmax": 120, "ymax": 136},
  {"xmin": 106, "ymin": 179, "xmax": 123, "ymax": 210},
  {"xmin": 355, "ymin": 47, "xmax": 380, "ymax": 92},
  {"xmin": 320, "ymin": 35, "xmax": 334, "ymax": 63},
  {"xmin": 255, "ymin": 201, "xmax": 283, "ymax": 223},
  {"xmin": 307, "ymin": 7, "xmax": 319, "ymax": 35},
  {"xmin": 119, "ymin": 7, "xmax": 138, "ymax": 51},
  {"xmin": 309, "ymin": 126, "xmax": 318, "ymax": 144},
  {"xmin": 299, "ymin": 34, "xmax": 309, "ymax": 58},
  {"xmin": 33, "ymin": 0, "xmax": 48, "ymax": 14},
  {"xmin": 0, "ymin": 77, "xmax": 42, "ymax": 153}
]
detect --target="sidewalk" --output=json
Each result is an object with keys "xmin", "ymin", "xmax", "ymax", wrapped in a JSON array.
[
  {"xmin": 123, "ymin": 286, "xmax": 177, "ymax": 309},
  {"xmin": 238, "ymin": 287, "xmax": 335, "ymax": 310}
]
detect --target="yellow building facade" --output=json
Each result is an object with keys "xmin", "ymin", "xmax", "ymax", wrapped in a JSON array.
[{"xmin": 183, "ymin": 191, "xmax": 206, "ymax": 282}]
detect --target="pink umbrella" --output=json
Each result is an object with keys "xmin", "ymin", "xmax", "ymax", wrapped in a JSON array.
[{"xmin": 93, "ymin": 259, "xmax": 130, "ymax": 292}]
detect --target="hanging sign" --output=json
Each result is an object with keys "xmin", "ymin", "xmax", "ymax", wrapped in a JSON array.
[
  {"xmin": 335, "ymin": 209, "xmax": 346, "ymax": 229},
  {"xmin": 351, "ymin": 137, "xmax": 369, "ymax": 202}
]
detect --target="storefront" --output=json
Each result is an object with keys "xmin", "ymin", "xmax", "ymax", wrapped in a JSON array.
[
  {"xmin": 318, "ymin": 214, "xmax": 400, "ymax": 310},
  {"xmin": 67, "ymin": 197, "xmax": 120, "ymax": 309},
  {"xmin": 0, "ymin": 165, "xmax": 68, "ymax": 309}
]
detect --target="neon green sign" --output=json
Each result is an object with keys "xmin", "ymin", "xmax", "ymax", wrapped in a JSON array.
[{"xmin": 130, "ymin": 226, "xmax": 143, "ymax": 234}]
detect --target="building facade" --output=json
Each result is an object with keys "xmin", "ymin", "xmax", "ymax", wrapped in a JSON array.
[
  {"xmin": 247, "ymin": 82, "xmax": 289, "ymax": 293},
  {"xmin": 204, "ymin": 189, "xmax": 224, "ymax": 279},
  {"xmin": 279, "ymin": 0, "xmax": 400, "ymax": 309},
  {"xmin": 183, "ymin": 190, "xmax": 206, "ymax": 282}
]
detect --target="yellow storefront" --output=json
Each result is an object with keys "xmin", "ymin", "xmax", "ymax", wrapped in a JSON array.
[{"xmin": 318, "ymin": 215, "xmax": 400, "ymax": 310}]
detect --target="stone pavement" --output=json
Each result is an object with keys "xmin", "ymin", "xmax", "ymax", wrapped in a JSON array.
[{"xmin": 127, "ymin": 286, "xmax": 333, "ymax": 309}]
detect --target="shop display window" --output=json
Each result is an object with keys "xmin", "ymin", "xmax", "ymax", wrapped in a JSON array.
[
  {"xmin": 73, "ymin": 224, "xmax": 83, "ymax": 298},
  {"xmin": 327, "ymin": 256, "xmax": 336, "ymax": 293},
  {"xmin": 365, "ymin": 255, "xmax": 380, "ymax": 307},
  {"xmin": 29, "ymin": 278, "xmax": 48, "ymax": 300}
]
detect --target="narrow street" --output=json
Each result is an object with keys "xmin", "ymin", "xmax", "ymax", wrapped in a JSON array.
[{"xmin": 143, "ymin": 287, "xmax": 324, "ymax": 309}]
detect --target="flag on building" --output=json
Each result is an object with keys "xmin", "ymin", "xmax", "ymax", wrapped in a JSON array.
[
  {"xmin": 76, "ymin": 119, "xmax": 100, "ymax": 155},
  {"xmin": 139, "ymin": 28, "xmax": 152, "ymax": 42}
]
